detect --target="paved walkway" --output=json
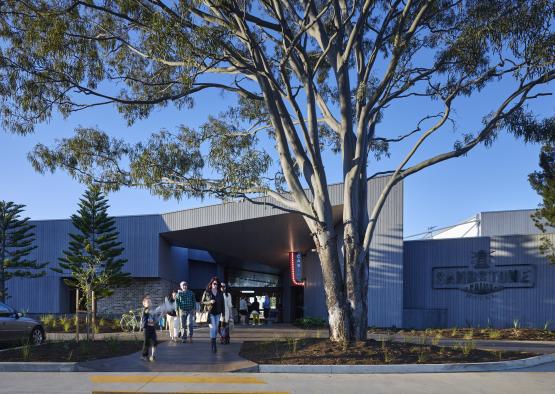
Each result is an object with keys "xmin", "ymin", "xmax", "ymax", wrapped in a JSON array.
[{"xmin": 74, "ymin": 324, "xmax": 329, "ymax": 372}]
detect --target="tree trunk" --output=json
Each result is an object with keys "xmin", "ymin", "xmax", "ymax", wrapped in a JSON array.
[
  {"xmin": 0, "ymin": 235, "xmax": 5, "ymax": 303},
  {"xmin": 91, "ymin": 290, "xmax": 96, "ymax": 340},
  {"xmin": 75, "ymin": 288, "xmax": 80, "ymax": 342},
  {"xmin": 344, "ymin": 224, "xmax": 369, "ymax": 340},
  {"xmin": 314, "ymin": 227, "xmax": 352, "ymax": 343}
]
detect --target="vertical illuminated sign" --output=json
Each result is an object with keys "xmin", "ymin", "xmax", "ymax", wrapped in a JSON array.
[{"xmin": 289, "ymin": 252, "xmax": 305, "ymax": 286}]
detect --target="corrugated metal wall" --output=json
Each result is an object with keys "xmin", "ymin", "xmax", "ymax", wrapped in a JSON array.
[
  {"xmin": 367, "ymin": 177, "xmax": 404, "ymax": 327},
  {"xmin": 303, "ymin": 251, "xmax": 327, "ymax": 319},
  {"xmin": 160, "ymin": 183, "xmax": 346, "ymax": 231},
  {"xmin": 114, "ymin": 215, "xmax": 168, "ymax": 277},
  {"xmin": 404, "ymin": 234, "xmax": 555, "ymax": 328},
  {"xmin": 6, "ymin": 276, "xmax": 63, "ymax": 314},
  {"xmin": 480, "ymin": 210, "xmax": 539, "ymax": 236}
]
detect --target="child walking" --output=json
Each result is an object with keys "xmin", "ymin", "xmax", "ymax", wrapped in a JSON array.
[{"xmin": 141, "ymin": 295, "xmax": 158, "ymax": 362}]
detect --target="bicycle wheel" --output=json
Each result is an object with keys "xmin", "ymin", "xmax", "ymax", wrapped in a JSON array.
[{"xmin": 120, "ymin": 315, "xmax": 135, "ymax": 332}]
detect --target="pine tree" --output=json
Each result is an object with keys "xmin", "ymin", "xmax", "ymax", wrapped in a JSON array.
[
  {"xmin": 0, "ymin": 201, "xmax": 47, "ymax": 302},
  {"xmin": 53, "ymin": 186, "xmax": 131, "ymax": 334},
  {"xmin": 530, "ymin": 145, "xmax": 555, "ymax": 264}
]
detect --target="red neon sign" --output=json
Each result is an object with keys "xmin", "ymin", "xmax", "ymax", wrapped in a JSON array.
[{"xmin": 289, "ymin": 252, "xmax": 305, "ymax": 286}]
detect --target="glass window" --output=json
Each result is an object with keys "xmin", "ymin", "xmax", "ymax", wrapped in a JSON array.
[
  {"xmin": 0, "ymin": 303, "xmax": 13, "ymax": 315},
  {"xmin": 227, "ymin": 269, "xmax": 281, "ymax": 288}
]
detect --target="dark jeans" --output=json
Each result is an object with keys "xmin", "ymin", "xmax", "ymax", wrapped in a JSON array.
[
  {"xmin": 264, "ymin": 308, "xmax": 270, "ymax": 323},
  {"xmin": 142, "ymin": 329, "xmax": 157, "ymax": 357}
]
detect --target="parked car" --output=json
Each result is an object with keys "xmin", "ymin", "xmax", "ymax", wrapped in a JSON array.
[{"xmin": 0, "ymin": 302, "xmax": 45, "ymax": 345}]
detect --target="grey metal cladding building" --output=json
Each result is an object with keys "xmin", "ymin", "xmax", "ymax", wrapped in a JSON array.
[{"xmin": 6, "ymin": 175, "xmax": 555, "ymax": 329}]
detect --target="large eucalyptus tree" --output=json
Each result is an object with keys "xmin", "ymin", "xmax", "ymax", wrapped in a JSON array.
[{"xmin": 0, "ymin": 0, "xmax": 553, "ymax": 341}]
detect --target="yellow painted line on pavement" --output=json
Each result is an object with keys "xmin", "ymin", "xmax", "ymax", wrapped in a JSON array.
[
  {"xmin": 90, "ymin": 375, "xmax": 266, "ymax": 384},
  {"xmin": 92, "ymin": 392, "xmax": 289, "ymax": 394}
]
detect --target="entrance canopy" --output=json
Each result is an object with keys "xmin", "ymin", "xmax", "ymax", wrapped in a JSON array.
[{"xmin": 161, "ymin": 205, "xmax": 342, "ymax": 269}]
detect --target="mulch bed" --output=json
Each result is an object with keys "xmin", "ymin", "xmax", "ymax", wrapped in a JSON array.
[
  {"xmin": 368, "ymin": 328, "xmax": 555, "ymax": 341},
  {"xmin": 0, "ymin": 339, "xmax": 144, "ymax": 362},
  {"xmin": 239, "ymin": 338, "xmax": 537, "ymax": 365}
]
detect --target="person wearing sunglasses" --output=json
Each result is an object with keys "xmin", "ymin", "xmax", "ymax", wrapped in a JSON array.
[
  {"xmin": 219, "ymin": 282, "xmax": 233, "ymax": 344},
  {"xmin": 201, "ymin": 277, "xmax": 224, "ymax": 353}
]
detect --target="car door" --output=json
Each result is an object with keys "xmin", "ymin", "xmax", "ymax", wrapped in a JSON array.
[{"xmin": 0, "ymin": 302, "xmax": 15, "ymax": 341}]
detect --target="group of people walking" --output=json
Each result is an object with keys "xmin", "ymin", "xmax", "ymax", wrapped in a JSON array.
[{"xmin": 140, "ymin": 276, "xmax": 234, "ymax": 361}]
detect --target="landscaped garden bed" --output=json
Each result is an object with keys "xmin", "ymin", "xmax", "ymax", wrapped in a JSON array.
[
  {"xmin": 38, "ymin": 314, "xmax": 125, "ymax": 333},
  {"xmin": 239, "ymin": 338, "xmax": 537, "ymax": 365},
  {"xmin": 0, "ymin": 339, "xmax": 143, "ymax": 362},
  {"xmin": 368, "ymin": 327, "xmax": 555, "ymax": 341}
]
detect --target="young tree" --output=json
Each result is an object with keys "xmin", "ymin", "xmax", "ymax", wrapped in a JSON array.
[
  {"xmin": 0, "ymin": 201, "xmax": 47, "ymax": 302},
  {"xmin": 53, "ymin": 186, "xmax": 131, "ymax": 335},
  {"xmin": 1, "ymin": 1, "xmax": 554, "ymax": 341},
  {"xmin": 529, "ymin": 144, "xmax": 555, "ymax": 264}
]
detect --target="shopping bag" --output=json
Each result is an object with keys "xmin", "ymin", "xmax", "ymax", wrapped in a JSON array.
[{"xmin": 196, "ymin": 310, "xmax": 209, "ymax": 323}]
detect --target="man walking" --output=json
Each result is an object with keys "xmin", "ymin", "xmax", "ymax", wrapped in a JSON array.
[
  {"xmin": 263, "ymin": 294, "xmax": 271, "ymax": 324},
  {"xmin": 176, "ymin": 281, "xmax": 196, "ymax": 343}
]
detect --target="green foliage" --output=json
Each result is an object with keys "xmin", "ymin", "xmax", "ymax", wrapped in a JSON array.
[
  {"xmin": 40, "ymin": 314, "xmax": 56, "ymax": 329},
  {"xmin": 0, "ymin": 201, "xmax": 48, "ymax": 301},
  {"xmin": 59, "ymin": 315, "xmax": 72, "ymax": 332},
  {"xmin": 51, "ymin": 186, "xmax": 130, "ymax": 338},
  {"xmin": 20, "ymin": 340, "xmax": 32, "ymax": 361},
  {"xmin": 53, "ymin": 186, "xmax": 131, "ymax": 301},
  {"xmin": 293, "ymin": 317, "xmax": 328, "ymax": 329},
  {"xmin": 529, "ymin": 144, "xmax": 555, "ymax": 263},
  {"xmin": 458, "ymin": 340, "xmax": 476, "ymax": 356},
  {"xmin": 463, "ymin": 329, "xmax": 474, "ymax": 340},
  {"xmin": 488, "ymin": 330, "xmax": 502, "ymax": 339}
]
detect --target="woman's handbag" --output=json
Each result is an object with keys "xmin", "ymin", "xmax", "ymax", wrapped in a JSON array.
[{"xmin": 196, "ymin": 309, "xmax": 209, "ymax": 323}]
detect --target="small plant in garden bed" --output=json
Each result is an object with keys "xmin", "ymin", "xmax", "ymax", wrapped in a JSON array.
[
  {"xmin": 293, "ymin": 317, "xmax": 328, "ymax": 329},
  {"xmin": 43, "ymin": 315, "xmax": 123, "ymax": 333},
  {"xmin": 368, "ymin": 327, "xmax": 555, "ymax": 341},
  {"xmin": 239, "ymin": 338, "xmax": 537, "ymax": 365},
  {"xmin": 0, "ymin": 339, "xmax": 143, "ymax": 362}
]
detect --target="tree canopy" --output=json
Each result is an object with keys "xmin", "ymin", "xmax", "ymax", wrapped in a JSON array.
[
  {"xmin": 530, "ymin": 144, "xmax": 555, "ymax": 264},
  {"xmin": 0, "ymin": 201, "xmax": 47, "ymax": 302},
  {"xmin": 53, "ymin": 185, "xmax": 131, "ymax": 299},
  {"xmin": 1, "ymin": 0, "xmax": 554, "ymax": 341}
]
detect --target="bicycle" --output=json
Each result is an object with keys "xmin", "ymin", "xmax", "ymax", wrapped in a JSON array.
[{"xmin": 120, "ymin": 309, "xmax": 143, "ymax": 332}]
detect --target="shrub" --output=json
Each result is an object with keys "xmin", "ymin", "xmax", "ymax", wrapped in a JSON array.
[
  {"xmin": 293, "ymin": 317, "xmax": 328, "ymax": 329},
  {"xmin": 512, "ymin": 319, "xmax": 521, "ymax": 337},
  {"xmin": 58, "ymin": 315, "xmax": 72, "ymax": 332},
  {"xmin": 40, "ymin": 314, "xmax": 56, "ymax": 329},
  {"xmin": 463, "ymin": 329, "xmax": 474, "ymax": 340},
  {"xmin": 20, "ymin": 340, "xmax": 32, "ymax": 361},
  {"xmin": 488, "ymin": 330, "xmax": 502, "ymax": 340},
  {"xmin": 432, "ymin": 333, "xmax": 442, "ymax": 346}
]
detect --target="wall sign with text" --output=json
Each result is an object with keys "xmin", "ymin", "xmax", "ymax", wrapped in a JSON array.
[
  {"xmin": 289, "ymin": 252, "xmax": 305, "ymax": 286},
  {"xmin": 432, "ymin": 250, "xmax": 536, "ymax": 295}
]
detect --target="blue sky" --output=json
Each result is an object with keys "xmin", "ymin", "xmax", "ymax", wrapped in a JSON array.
[{"xmin": 0, "ymin": 73, "xmax": 551, "ymax": 238}]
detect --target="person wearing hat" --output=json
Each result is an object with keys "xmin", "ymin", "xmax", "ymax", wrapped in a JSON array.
[{"xmin": 176, "ymin": 281, "xmax": 196, "ymax": 343}]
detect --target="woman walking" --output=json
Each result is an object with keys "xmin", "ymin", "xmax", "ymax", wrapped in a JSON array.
[
  {"xmin": 201, "ymin": 277, "xmax": 224, "ymax": 353},
  {"xmin": 219, "ymin": 282, "xmax": 233, "ymax": 344},
  {"xmin": 165, "ymin": 290, "xmax": 179, "ymax": 341}
]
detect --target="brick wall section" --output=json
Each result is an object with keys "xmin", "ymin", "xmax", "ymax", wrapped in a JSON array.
[{"xmin": 97, "ymin": 278, "xmax": 179, "ymax": 316}]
